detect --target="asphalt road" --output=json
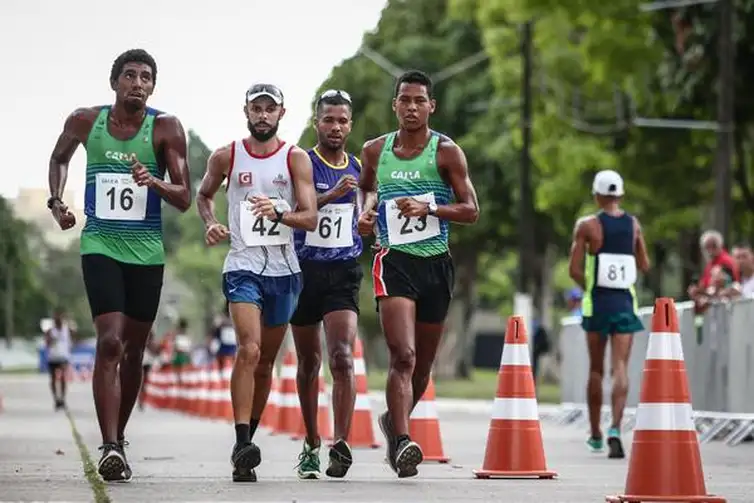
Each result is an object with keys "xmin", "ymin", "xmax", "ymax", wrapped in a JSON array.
[{"xmin": 1, "ymin": 374, "xmax": 751, "ymax": 502}]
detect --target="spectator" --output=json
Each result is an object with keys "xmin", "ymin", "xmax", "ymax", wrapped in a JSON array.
[
  {"xmin": 565, "ymin": 288, "xmax": 583, "ymax": 318},
  {"xmin": 732, "ymin": 244, "xmax": 754, "ymax": 298},
  {"xmin": 531, "ymin": 316, "xmax": 550, "ymax": 386},
  {"xmin": 688, "ymin": 230, "xmax": 739, "ymax": 312}
]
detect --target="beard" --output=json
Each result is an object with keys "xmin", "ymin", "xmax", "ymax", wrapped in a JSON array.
[{"xmin": 248, "ymin": 120, "xmax": 278, "ymax": 142}]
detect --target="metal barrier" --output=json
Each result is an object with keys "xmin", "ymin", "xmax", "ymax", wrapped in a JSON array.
[{"xmin": 557, "ymin": 298, "xmax": 754, "ymax": 447}]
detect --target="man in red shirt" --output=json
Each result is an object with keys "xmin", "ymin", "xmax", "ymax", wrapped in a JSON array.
[{"xmin": 688, "ymin": 230, "xmax": 739, "ymax": 312}]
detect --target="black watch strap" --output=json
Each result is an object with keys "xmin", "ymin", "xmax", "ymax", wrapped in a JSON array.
[
  {"xmin": 274, "ymin": 209, "xmax": 285, "ymax": 222},
  {"xmin": 47, "ymin": 196, "xmax": 62, "ymax": 209}
]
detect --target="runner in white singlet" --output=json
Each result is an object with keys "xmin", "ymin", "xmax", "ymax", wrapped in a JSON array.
[
  {"xmin": 196, "ymin": 83, "xmax": 317, "ymax": 483},
  {"xmin": 45, "ymin": 308, "xmax": 74, "ymax": 411}
]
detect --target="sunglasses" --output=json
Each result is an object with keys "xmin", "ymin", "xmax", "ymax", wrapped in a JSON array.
[{"xmin": 318, "ymin": 89, "xmax": 352, "ymax": 103}]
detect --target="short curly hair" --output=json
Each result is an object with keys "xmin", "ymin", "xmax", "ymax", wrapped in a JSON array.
[{"xmin": 110, "ymin": 49, "xmax": 157, "ymax": 86}]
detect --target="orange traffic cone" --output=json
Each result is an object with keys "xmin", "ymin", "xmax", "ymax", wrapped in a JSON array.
[
  {"xmin": 409, "ymin": 375, "xmax": 449, "ymax": 462},
  {"xmin": 277, "ymin": 350, "xmax": 303, "ymax": 435},
  {"xmin": 473, "ymin": 315, "xmax": 556, "ymax": 479},
  {"xmin": 293, "ymin": 365, "xmax": 333, "ymax": 441},
  {"xmin": 217, "ymin": 358, "xmax": 234, "ymax": 422},
  {"xmin": 260, "ymin": 364, "xmax": 280, "ymax": 431},
  {"xmin": 347, "ymin": 336, "xmax": 380, "ymax": 448},
  {"xmin": 606, "ymin": 298, "xmax": 726, "ymax": 502}
]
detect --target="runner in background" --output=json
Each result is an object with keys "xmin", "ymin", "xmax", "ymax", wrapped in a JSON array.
[
  {"xmin": 568, "ymin": 169, "xmax": 651, "ymax": 459},
  {"xmin": 212, "ymin": 301, "xmax": 237, "ymax": 369},
  {"xmin": 45, "ymin": 308, "xmax": 75, "ymax": 411}
]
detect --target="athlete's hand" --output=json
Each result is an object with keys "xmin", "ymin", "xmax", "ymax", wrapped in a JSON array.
[
  {"xmin": 357, "ymin": 210, "xmax": 377, "ymax": 236},
  {"xmin": 131, "ymin": 159, "xmax": 155, "ymax": 187},
  {"xmin": 51, "ymin": 200, "xmax": 76, "ymax": 231},
  {"xmin": 396, "ymin": 197, "xmax": 429, "ymax": 217},
  {"xmin": 250, "ymin": 195, "xmax": 278, "ymax": 220},
  {"xmin": 205, "ymin": 223, "xmax": 229, "ymax": 246},
  {"xmin": 330, "ymin": 175, "xmax": 358, "ymax": 199}
]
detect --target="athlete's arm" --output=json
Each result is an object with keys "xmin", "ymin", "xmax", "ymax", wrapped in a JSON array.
[
  {"xmin": 568, "ymin": 218, "xmax": 589, "ymax": 289},
  {"xmin": 152, "ymin": 115, "xmax": 192, "ymax": 212},
  {"xmin": 435, "ymin": 142, "xmax": 479, "ymax": 224},
  {"xmin": 282, "ymin": 147, "xmax": 317, "ymax": 231},
  {"xmin": 48, "ymin": 107, "xmax": 97, "ymax": 201},
  {"xmin": 358, "ymin": 140, "xmax": 381, "ymax": 213},
  {"xmin": 633, "ymin": 217, "xmax": 651, "ymax": 273},
  {"xmin": 196, "ymin": 144, "xmax": 231, "ymax": 229}
]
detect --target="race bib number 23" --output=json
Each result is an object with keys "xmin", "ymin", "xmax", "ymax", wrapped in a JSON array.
[
  {"xmin": 385, "ymin": 193, "xmax": 440, "ymax": 246},
  {"xmin": 95, "ymin": 173, "xmax": 148, "ymax": 221}
]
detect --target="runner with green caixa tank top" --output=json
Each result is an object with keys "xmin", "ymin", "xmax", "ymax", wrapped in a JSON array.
[
  {"xmin": 47, "ymin": 49, "xmax": 192, "ymax": 483},
  {"xmin": 357, "ymin": 70, "xmax": 479, "ymax": 478}
]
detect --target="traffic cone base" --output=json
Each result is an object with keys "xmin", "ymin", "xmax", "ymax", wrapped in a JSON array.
[
  {"xmin": 473, "ymin": 316, "xmax": 556, "ymax": 480},
  {"xmin": 605, "ymin": 298, "xmax": 725, "ymax": 503}
]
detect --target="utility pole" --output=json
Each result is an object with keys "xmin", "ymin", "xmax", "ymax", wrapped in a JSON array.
[
  {"xmin": 518, "ymin": 20, "xmax": 534, "ymax": 293},
  {"xmin": 714, "ymin": 0, "xmax": 734, "ymax": 243}
]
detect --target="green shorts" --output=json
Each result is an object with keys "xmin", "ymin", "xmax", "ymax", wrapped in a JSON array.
[
  {"xmin": 581, "ymin": 312, "xmax": 643, "ymax": 337},
  {"xmin": 172, "ymin": 352, "xmax": 191, "ymax": 367}
]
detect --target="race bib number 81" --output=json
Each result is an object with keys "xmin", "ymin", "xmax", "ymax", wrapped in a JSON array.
[
  {"xmin": 596, "ymin": 253, "xmax": 637, "ymax": 289},
  {"xmin": 95, "ymin": 173, "xmax": 148, "ymax": 221},
  {"xmin": 305, "ymin": 203, "xmax": 354, "ymax": 248},
  {"xmin": 385, "ymin": 193, "xmax": 440, "ymax": 246},
  {"xmin": 239, "ymin": 200, "xmax": 292, "ymax": 247}
]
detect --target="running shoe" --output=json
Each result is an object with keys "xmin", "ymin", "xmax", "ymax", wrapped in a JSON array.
[
  {"xmin": 97, "ymin": 443, "xmax": 130, "ymax": 482},
  {"xmin": 325, "ymin": 438, "xmax": 353, "ymax": 478},
  {"xmin": 378, "ymin": 412, "xmax": 397, "ymax": 472},
  {"xmin": 394, "ymin": 437, "xmax": 423, "ymax": 478},
  {"xmin": 231, "ymin": 442, "xmax": 261, "ymax": 482},
  {"xmin": 295, "ymin": 441, "xmax": 321, "ymax": 480},
  {"xmin": 606, "ymin": 427, "xmax": 625, "ymax": 459}
]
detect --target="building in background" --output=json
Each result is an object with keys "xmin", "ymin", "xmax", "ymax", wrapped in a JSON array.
[{"xmin": 10, "ymin": 188, "xmax": 84, "ymax": 250}]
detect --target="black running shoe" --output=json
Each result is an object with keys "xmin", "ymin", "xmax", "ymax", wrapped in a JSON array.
[
  {"xmin": 607, "ymin": 435, "xmax": 625, "ymax": 459},
  {"xmin": 117, "ymin": 439, "xmax": 133, "ymax": 481},
  {"xmin": 378, "ymin": 412, "xmax": 397, "ymax": 472},
  {"xmin": 394, "ymin": 437, "xmax": 423, "ymax": 479},
  {"xmin": 231, "ymin": 442, "xmax": 261, "ymax": 482},
  {"xmin": 97, "ymin": 443, "xmax": 130, "ymax": 482},
  {"xmin": 325, "ymin": 438, "xmax": 353, "ymax": 478}
]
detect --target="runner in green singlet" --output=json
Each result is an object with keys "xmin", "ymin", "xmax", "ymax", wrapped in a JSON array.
[
  {"xmin": 357, "ymin": 70, "xmax": 480, "ymax": 478},
  {"xmin": 47, "ymin": 49, "xmax": 192, "ymax": 482}
]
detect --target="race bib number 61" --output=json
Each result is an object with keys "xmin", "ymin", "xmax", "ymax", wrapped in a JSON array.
[
  {"xmin": 305, "ymin": 203, "xmax": 354, "ymax": 248},
  {"xmin": 385, "ymin": 193, "xmax": 440, "ymax": 246}
]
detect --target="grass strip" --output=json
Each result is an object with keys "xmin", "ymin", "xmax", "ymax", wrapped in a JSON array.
[{"xmin": 65, "ymin": 409, "xmax": 111, "ymax": 503}]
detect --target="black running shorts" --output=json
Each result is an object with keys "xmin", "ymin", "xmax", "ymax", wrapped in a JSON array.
[
  {"xmin": 371, "ymin": 248, "xmax": 455, "ymax": 324},
  {"xmin": 81, "ymin": 253, "xmax": 164, "ymax": 323},
  {"xmin": 290, "ymin": 259, "xmax": 363, "ymax": 326}
]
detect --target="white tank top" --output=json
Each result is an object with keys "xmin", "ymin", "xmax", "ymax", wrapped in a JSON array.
[
  {"xmin": 223, "ymin": 139, "xmax": 300, "ymax": 277},
  {"xmin": 48, "ymin": 325, "xmax": 71, "ymax": 361}
]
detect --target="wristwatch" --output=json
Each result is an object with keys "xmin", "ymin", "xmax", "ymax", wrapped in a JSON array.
[
  {"xmin": 273, "ymin": 209, "xmax": 285, "ymax": 222},
  {"xmin": 47, "ymin": 196, "xmax": 62, "ymax": 210},
  {"xmin": 427, "ymin": 202, "xmax": 438, "ymax": 216}
]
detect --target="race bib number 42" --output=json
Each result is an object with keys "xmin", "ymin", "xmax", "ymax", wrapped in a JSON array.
[
  {"xmin": 239, "ymin": 200, "xmax": 292, "ymax": 247},
  {"xmin": 95, "ymin": 173, "xmax": 148, "ymax": 221},
  {"xmin": 305, "ymin": 203, "xmax": 354, "ymax": 248},
  {"xmin": 385, "ymin": 193, "xmax": 440, "ymax": 246},
  {"xmin": 596, "ymin": 253, "xmax": 637, "ymax": 289}
]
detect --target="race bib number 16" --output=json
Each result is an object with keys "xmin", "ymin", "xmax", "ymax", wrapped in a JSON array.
[
  {"xmin": 385, "ymin": 193, "xmax": 440, "ymax": 246},
  {"xmin": 95, "ymin": 173, "xmax": 148, "ymax": 221}
]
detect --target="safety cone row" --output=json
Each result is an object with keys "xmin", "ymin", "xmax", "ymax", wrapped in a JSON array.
[
  {"xmin": 260, "ymin": 364, "xmax": 280, "ymax": 431},
  {"xmin": 276, "ymin": 350, "xmax": 303, "ymax": 436}
]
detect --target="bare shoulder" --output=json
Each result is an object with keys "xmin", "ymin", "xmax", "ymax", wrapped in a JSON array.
[
  {"xmin": 287, "ymin": 145, "xmax": 311, "ymax": 165},
  {"xmin": 65, "ymin": 106, "xmax": 101, "ymax": 134},
  {"xmin": 436, "ymin": 135, "xmax": 465, "ymax": 162},
  {"xmin": 362, "ymin": 134, "xmax": 389, "ymax": 156},
  {"xmin": 154, "ymin": 113, "xmax": 185, "ymax": 131},
  {"xmin": 208, "ymin": 142, "xmax": 234, "ymax": 172},
  {"xmin": 574, "ymin": 214, "xmax": 597, "ymax": 234}
]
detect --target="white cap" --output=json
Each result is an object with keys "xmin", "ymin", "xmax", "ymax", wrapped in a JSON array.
[{"xmin": 592, "ymin": 170, "xmax": 624, "ymax": 197}]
